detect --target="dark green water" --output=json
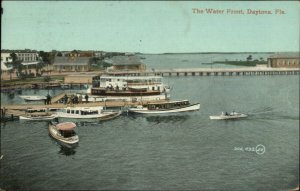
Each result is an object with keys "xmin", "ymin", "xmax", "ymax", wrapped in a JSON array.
[{"xmin": 1, "ymin": 74, "xmax": 299, "ymax": 190}]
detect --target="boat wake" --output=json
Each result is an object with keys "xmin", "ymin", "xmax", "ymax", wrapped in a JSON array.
[{"xmin": 246, "ymin": 107, "xmax": 299, "ymax": 121}]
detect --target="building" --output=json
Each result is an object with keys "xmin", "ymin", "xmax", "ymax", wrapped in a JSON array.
[
  {"xmin": 15, "ymin": 49, "xmax": 39, "ymax": 63},
  {"xmin": 67, "ymin": 50, "xmax": 95, "ymax": 57},
  {"xmin": 267, "ymin": 53, "xmax": 300, "ymax": 68},
  {"xmin": 106, "ymin": 55, "xmax": 146, "ymax": 71},
  {"xmin": 64, "ymin": 74, "xmax": 97, "ymax": 84},
  {"xmin": 53, "ymin": 56, "xmax": 91, "ymax": 72},
  {"xmin": 1, "ymin": 50, "xmax": 43, "ymax": 80},
  {"xmin": 1, "ymin": 52, "xmax": 13, "ymax": 63},
  {"xmin": 1, "ymin": 49, "xmax": 39, "ymax": 63}
]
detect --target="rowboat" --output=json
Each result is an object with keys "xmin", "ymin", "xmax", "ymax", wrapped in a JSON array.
[
  {"xmin": 128, "ymin": 100, "xmax": 200, "ymax": 114},
  {"xmin": 20, "ymin": 95, "xmax": 46, "ymax": 101},
  {"xmin": 210, "ymin": 112, "xmax": 248, "ymax": 120},
  {"xmin": 19, "ymin": 114, "xmax": 57, "ymax": 121},
  {"xmin": 48, "ymin": 121, "xmax": 79, "ymax": 144}
]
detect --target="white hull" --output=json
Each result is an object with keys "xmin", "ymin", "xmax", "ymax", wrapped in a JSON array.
[
  {"xmin": 56, "ymin": 111, "xmax": 120, "ymax": 119},
  {"xmin": 20, "ymin": 95, "xmax": 46, "ymax": 101},
  {"xmin": 210, "ymin": 114, "xmax": 247, "ymax": 120},
  {"xmin": 82, "ymin": 94, "xmax": 168, "ymax": 102},
  {"xmin": 19, "ymin": 114, "xmax": 57, "ymax": 121},
  {"xmin": 48, "ymin": 124, "xmax": 79, "ymax": 144},
  {"xmin": 128, "ymin": 103, "xmax": 200, "ymax": 114}
]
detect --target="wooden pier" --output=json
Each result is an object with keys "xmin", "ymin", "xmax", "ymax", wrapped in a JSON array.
[
  {"xmin": 108, "ymin": 67, "xmax": 300, "ymax": 77},
  {"xmin": 0, "ymin": 99, "xmax": 163, "ymax": 120}
]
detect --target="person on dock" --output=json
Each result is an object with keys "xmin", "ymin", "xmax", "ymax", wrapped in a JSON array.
[
  {"xmin": 74, "ymin": 95, "xmax": 79, "ymax": 104},
  {"xmin": 46, "ymin": 94, "xmax": 52, "ymax": 105},
  {"xmin": 85, "ymin": 94, "xmax": 89, "ymax": 103},
  {"xmin": 63, "ymin": 94, "xmax": 68, "ymax": 104},
  {"xmin": 79, "ymin": 95, "xmax": 83, "ymax": 104}
]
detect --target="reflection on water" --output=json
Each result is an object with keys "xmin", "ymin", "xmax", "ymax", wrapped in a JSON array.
[
  {"xmin": 49, "ymin": 135, "xmax": 78, "ymax": 156},
  {"xmin": 247, "ymin": 106, "xmax": 299, "ymax": 121},
  {"xmin": 128, "ymin": 114, "xmax": 191, "ymax": 124},
  {"xmin": 58, "ymin": 144, "xmax": 77, "ymax": 156}
]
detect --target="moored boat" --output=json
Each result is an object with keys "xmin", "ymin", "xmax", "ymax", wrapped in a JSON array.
[
  {"xmin": 91, "ymin": 75, "xmax": 170, "ymax": 101},
  {"xmin": 55, "ymin": 106, "xmax": 121, "ymax": 120},
  {"xmin": 20, "ymin": 95, "xmax": 46, "ymax": 101},
  {"xmin": 128, "ymin": 100, "xmax": 200, "ymax": 114},
  {"xmin": 209, "ymin": 112, "xmax": 248, "ymax": 120},
  {"xmin": 48, "ymin": 121, "xmax": 79, "ymax": 144},
  {"xmin": 19, "ymin": 114, "xmax": 57, "ymax": 121}
]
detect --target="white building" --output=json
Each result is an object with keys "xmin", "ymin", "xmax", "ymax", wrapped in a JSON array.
[
  {"xmin": 1, "ymin": 52, "xmax": 12, "ymax": 63},
  {"xmin": 16, "ymin": 51, "xmax": 39, "ymax": 62}
]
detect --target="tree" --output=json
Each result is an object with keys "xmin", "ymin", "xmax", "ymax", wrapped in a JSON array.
[
  {"xmin": 57, "ymin": 52, "xmax": 63, "ymax": 57},
  {"xmin": 246, "ymin": 55, "xmax": 252, "ymax": 62},
  {"xmin": 9, "ymin": 52, "xmax": 23, "ymax": 79},
  {"xmin": 35, "ymin": 61, "xmax": 45, "ymax": 75}
]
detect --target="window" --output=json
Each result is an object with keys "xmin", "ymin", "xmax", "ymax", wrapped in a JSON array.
[
  {"xmin": 76, "ymin": 110, "xmax": 79, "ymax": 114},
  {"xmin": 67, "ymin": 109, "xmax": 70, "ymax": 113},
  {"xmin": 71, "ymin": 110, "xmax": 74, "ymax": 114}
]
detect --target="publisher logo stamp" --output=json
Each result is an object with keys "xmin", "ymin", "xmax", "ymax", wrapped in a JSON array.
[
  {"xmin": 234, "ymin": 144, "xmax": 266, "ymax": 155},
  {"xmin": 255, "ymin": 144, "xmax": 266, "ymax": 155}
]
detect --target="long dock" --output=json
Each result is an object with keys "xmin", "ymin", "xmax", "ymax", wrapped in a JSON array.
[
  {"xmin": 0, "ymin": 100, "xmax": 162, "ymax": 119},
  {"xmin": 109, "ymin": 67, "xmax": 300, "ymax": 77}
]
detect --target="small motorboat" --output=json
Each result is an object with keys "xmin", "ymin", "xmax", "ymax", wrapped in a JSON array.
[
  {"xmin": 98, "ymin": 111, "xmax": 122, "ymax": 121},
  {"xmin": 19, "ymin": 114, "xmax": 57, "ymax": 121},
  {"xmin": 210, "ymin": 111, "xmax": 248, "ymax": 120},
  {"xmin": 20, "ymin": 95, "xmax": 46, "ymax": 101},
  {"xmin": 48, "ymin": 121, "xmax": 79, "ymax": 144}
]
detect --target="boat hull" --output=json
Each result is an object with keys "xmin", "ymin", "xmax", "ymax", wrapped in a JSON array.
[
  {"xmin": 128, "ymin": 103, "xmax": 200, "ymax": 114},
  {"xmin": 48, "ymin": 124, "xmax": 79, "ymax": 144},
  {"xmin": 19, "ymin": 114, "xmax": 57, "ymax": 121},
  {"xmin": 56, "ymin": 111, "xmax": 121, "ymax": 119},
  {"xmin": 209, "ymin": 114, "xmax": 248, "ymax": 120},
  {"xmin": 20, "ymin": 95, "xmax": 46, "ymax": 101}
]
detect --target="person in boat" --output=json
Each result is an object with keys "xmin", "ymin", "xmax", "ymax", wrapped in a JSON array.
[
  {"xmin": 225, "ymin": 112, "xmax": 228, "ymax": 116},
  {"xmin": 85, "ymin": 94, "xmax": 89, "ymax": 103}
]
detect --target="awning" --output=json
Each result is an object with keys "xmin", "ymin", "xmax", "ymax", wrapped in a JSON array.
[{"xmin": 56, "ymin": 122, "xmax": 76, "ymax": 131}]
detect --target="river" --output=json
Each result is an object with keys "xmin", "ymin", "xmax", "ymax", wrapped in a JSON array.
[{"xmin": 0, "ymin": 53, "xmax": 298, "ymax": 190}]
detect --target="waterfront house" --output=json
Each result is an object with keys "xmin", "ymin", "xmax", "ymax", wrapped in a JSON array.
[
  {"xmin": 106, "ymin": 55, "xmax": 146, "ymax": 71},
  {"xmin": 53, "ymin": 56, "xmax": 91, "ymax": 72},
  {"xmin": 1, "ymin": 50, "xmax": 41, "ymax": 79},
  {"xmin": 1, "ymin": 52, "xmax": 13, "ymax": 63},
  {"xmin": 267, "ymin": 53, "xmax": 300, "ymax": 68}
]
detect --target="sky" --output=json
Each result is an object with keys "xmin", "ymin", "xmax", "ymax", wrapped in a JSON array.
[{"xmin": 1, "ymin": 1, "xmax": 299, "ymax": 53}]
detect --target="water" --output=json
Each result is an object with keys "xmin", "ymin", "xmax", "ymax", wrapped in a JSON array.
[
  {"xmin": 1, "ymin": 54, "xmax": 299, "ymax": 190},
  {"xmin": 142, "ymin": 53, "xmax": 272, "ymax": 69}
]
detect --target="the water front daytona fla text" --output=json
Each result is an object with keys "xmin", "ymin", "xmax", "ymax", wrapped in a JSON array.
[{"xmin": 192, "ymin": 8, "xmax": 285, "ymax": 15}]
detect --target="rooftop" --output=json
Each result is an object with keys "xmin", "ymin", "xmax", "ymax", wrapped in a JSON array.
[
  {"xmin": 1, "ymin": 49, "xmax": 38, "ymax": 53},
  {"xmin": 269, "ymin": 52, "xmax": 300, "ymax": 59},
  {"xmin": 106, "ymin": 55, "xmax": 144, "ymax": 66},
  {"xmin": 53, "ymin": 56, "xmax": 90, "ymax": 66}
]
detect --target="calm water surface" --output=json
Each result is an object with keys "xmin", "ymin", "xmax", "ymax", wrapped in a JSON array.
[{"xmin": 0, "ymin": 54, "xmax": 299, "ymax": 190}]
